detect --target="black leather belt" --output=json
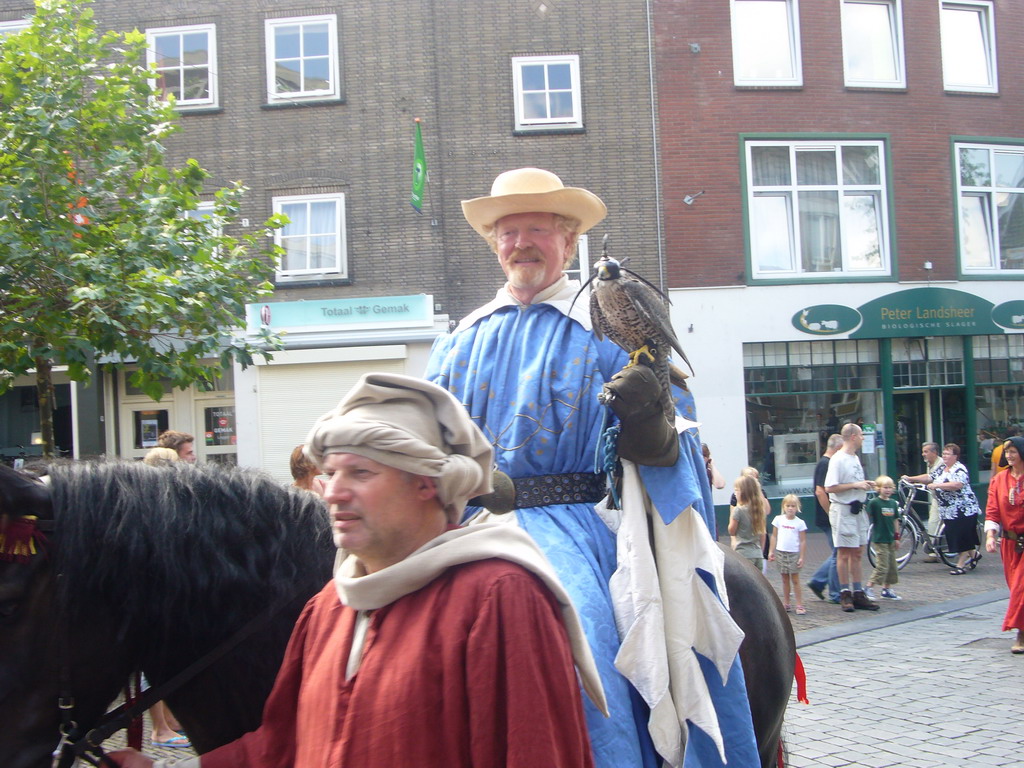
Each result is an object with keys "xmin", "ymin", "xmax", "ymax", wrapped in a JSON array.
[
  {"xmin": 514, "ymin": 472, "xmax": 607, "ymax": 508},
  {"xmin": 469, "ymin": 471, "xmax": 607, "ymax": 513}
]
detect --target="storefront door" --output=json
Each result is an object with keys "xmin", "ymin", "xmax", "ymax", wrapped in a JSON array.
[
  {"xmin": 893, "ymin": 391, "xmax": 927, "ymax": 476},
  {"xmin": 893, "ymin": 387, "xmax": 969, "ymax": 476}
]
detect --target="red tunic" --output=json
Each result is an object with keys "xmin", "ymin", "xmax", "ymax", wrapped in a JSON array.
[
  {"xmin": 201, "ymin": 560, "xmax": 594, "ymax": 768},
  {"xmin": 985, "ymin": 470, "xmax": 1024, "ymax": 631}
]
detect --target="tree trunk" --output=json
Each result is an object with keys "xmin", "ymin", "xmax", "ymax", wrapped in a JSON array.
[{"xmin": 34, "ymin": 355, "xmax": 56, "ymax": 459}]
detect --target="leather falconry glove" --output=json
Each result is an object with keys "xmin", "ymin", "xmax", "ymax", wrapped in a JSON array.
[{"xmin": 600, "ymin": 364, "xmax": 679, "ymax": 467}]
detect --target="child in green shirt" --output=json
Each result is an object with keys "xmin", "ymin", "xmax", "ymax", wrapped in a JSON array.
[{"xmin": 866, "ymin": 475, "xmax": 901, "ymax": 600}]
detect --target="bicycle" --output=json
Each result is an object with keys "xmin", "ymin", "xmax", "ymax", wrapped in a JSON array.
[{"xmin": 866, "ymin": 479, "xmax": 982, "ymax": 570}]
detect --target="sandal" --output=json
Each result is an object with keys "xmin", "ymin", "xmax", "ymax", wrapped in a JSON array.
[
  {"xmin": 782, "ymin": 603, "xmax": 791, "ymax": 612},
  {"xmin": 795, "ymin": 605, "xmax": 807, "ymax": 615},
  {"xmin": 152, "ymin": 735, "xmax": 192, "ymax": 748},
  {"xmin": 949, "ymin": 567, "xmax": 968, "ymax": 575},
  {"xmin": 969, "ymin": 552, "xmax": 982, "ymax": 570}
]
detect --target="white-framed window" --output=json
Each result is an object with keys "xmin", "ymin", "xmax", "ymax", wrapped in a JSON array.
[
  {"xmin": 273, "ymin": 193, "xmax": 346, "ymax": 279},
  {"xmin": 841, "ymin": 0, "xmax": 905, "ymax": 88},
  {"xmin": 939, "ymin": 1, "xmax": 997, "ymax": 94},
  {"xmin": 0, "ymin": 18, "xmax": 30, "ymax": 38},
  {"xmin": 512, "ymin": 54, "xmax": 582, "ymax": 131},
  {"xmin": 956, "ymin": 143, "xmax": 1024, "ymax": 274},
  {"xmin": 147, "ymin": 24, "xmax": 218, "ymax": 109},
  {"xmin": 564, "ymin": 234, "xmax": 590, "ymax": 284},
  {"xmin": 745, "ymin": 139, "xmax": 890, "ymax": 279},
  {"xmin": 265, "ymin": 15, "xmax": 339, "ymax": 103},
  {"xmin": 730, "ymin": 0, "xmax": 802, "ymax": 87}
]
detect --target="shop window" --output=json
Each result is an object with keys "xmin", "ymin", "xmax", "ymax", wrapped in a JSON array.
[
  {"xmin": 273, "ymin": 193, "xmax": 347, "ymax": 281},
  {"xmin": 974, "ymin": 334, "xmax": 1024, "ymax": 383},
  {"xmin": 744, "ymin": 340, "xmax": 883, "ymax": 492},
  {"xmin": 147, "ymin": 24, "xmax": 218, "ymax": 109},
  {"xmin": 745, "ymin": 339, "xmax": 880, "ymax": 394},
  {"xmin": 731, "ymin": 0, "xmax": 802, "ymax": 87},
  {"xmin": 512, "ymin": 55, "xmax": 582, "ymax": 132},
  {"xmin": 975, "ymin": 384, "xmax": 1024, "ymax": 475},
  {"xmin": 745, "ymin": 139, "xmax": 890, "ymax": 280},
  {"xmin": 939, "ymin": 1, "xmax": 997, "ymax": 94},
  {"xmin": 956, "ymin": 143, "xmax": 1024, "ymax": 275},
  {"xmin": 841, "ymin": 0, "xmax": 905, "ymax": 89},
  {"xmin": 133, "ymin": 409, "xmax": 169, "ymax": 449},
  {"xmin": 264, "ymin": 15, "xmax": 340, "ymax": 103},
  {"xmin": 891, "ymin": 337, "xmax": 964, "ymax": 388}
]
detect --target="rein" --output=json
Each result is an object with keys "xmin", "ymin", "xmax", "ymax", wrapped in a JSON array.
[
  {"xmin": 26, "ymin": 507, "xmax": 306, "ymax": 768},
  {"xmin": 55, "ymin": 588, "xmax": 304, "ymax": 768}
]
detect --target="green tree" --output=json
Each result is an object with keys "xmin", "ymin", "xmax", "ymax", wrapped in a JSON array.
[{"xmin": 0, "ymin": 0, "xmax": 282, "ymax": 457}]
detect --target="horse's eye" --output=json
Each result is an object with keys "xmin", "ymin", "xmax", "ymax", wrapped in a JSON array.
[{"xmin": 0, "ymin": 600, "xmax": 18, "ymax": 619}]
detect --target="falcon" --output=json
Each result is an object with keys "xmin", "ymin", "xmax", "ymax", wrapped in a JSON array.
[{"xmin": 587, "ymin": 240, "xmax": 692, "ymax": 422}]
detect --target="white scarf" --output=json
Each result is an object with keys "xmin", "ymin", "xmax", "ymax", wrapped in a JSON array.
[{"xmin": 334, "ymin": 523, "xmax": 607, "ymax": 715}]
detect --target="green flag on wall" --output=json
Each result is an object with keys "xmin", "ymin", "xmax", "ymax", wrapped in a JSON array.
[{"xmin": 410, "ymin": 119, "xmax": 427, "ymax": 212}]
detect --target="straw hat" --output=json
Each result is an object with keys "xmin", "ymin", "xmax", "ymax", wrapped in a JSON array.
[{"xmin": 461, "ymin": 168, "xmax": 607, "ymax": 239}]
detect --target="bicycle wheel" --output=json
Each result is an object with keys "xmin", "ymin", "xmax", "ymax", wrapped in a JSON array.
[
  {"xmin": 893, "ymin": 516, "xmax": 919, "ymax": 570},
  {"xmin": 936, "ymin": 525, "xmax": 959, "ymax": 567},
  {"xmin": 934, "ymin": 520, "xmax": 981, "ymax": 568},
  {"xmin": 866, "ymin": 520, "xmax": 915, "ymax": 572}
]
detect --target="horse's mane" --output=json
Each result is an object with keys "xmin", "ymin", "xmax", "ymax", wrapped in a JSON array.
[{"xmin": 47, "ymin": 461, "xmax": 334, "ymax": 667}]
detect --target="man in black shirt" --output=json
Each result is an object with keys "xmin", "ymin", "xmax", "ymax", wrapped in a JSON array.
[{"xmin": 806, "ymin": 434, "xmax": 843, "ymax": 602}]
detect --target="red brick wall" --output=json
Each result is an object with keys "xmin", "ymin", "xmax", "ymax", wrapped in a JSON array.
[{"xmin": 655, "ymin": 0, "xmax": 1024, "ymax": 288}]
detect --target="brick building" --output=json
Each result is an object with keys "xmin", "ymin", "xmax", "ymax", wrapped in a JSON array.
[
  {"xmin": 0, "ymin": 0, "xmax": 664, "ymax": 476},
  {"xmin": 654, "ymin": 0, "xmax": 1024, "ymax": 506}
]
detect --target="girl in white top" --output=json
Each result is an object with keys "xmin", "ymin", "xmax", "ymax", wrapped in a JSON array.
[{"xmin": 769, "ymin": 493, "xmax": 808, "ymax": 614}]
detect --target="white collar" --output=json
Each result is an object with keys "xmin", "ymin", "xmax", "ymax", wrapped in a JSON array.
[{"xmin": 454, "ymin": 275, "xmax": 592, "ymax": 333}]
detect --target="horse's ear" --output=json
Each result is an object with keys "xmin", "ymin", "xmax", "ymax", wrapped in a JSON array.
[{"xmin": 0, "ymin": 464, "xmax": 52, "ymax": 519}]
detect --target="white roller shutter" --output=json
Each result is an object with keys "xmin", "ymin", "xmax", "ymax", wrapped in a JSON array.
[{"xmin": 257, "ymin": 359, "xmax": 405, "ymax": 483}]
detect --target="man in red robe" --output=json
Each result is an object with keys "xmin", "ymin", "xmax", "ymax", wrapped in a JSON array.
[{"xmin": 111, "ymin": 373, "xmax": 602, "ymax": 768}]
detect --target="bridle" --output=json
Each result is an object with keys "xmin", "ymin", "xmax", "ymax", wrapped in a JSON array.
[
  {"xmin": 0, "ymin": 467, "xmax": 320, "ymax": 768},
  {"xmin": 10, "ymin": 512, "xmax": 306, "ymax": 768}
]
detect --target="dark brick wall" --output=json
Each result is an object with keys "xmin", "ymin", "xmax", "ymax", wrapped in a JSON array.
[
  {"xmin": 5, "ymin": 0, "xmax": 662, "ymax": 321},
  {"xmin": 655, "ymin": 0, "xmax": 1024, "ymax": 288}
]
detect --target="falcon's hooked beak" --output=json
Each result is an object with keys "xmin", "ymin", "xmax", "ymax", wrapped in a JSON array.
[{"xmin": 596, "ymin": 257, "xmax": 621, "ymax": 280}]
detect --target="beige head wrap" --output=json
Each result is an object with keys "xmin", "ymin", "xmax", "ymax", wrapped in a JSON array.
[{"xmin": 305, "ymin": 373, "xmax": 492, "ymax": 522}]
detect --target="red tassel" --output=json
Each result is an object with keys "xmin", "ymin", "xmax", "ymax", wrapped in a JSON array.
[
  {"xmin": 0, "ymin": 515, "xmax": 47, "ymax": 562},
  {"xmin": 793, "ymin": 651, "xmax": 809, "ymax": 704}
]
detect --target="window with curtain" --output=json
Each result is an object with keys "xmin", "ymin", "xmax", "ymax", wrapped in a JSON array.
[
  {"xmin": 265, "ymin": 15, "xmax": 339, "ymax": 102},
  {"xmin": 939, "ymin": 1, "xmax": 998, "ymax": 93},
  {"xmin": 511, "ymin": 55, "xmax": 582, "ymax": 131},
  {"xmin": 731, "ymin": 0, "xmax": 802, "ymax": 86},
  {"xmin": 956, "ymin": 142, "xmax": 1024, "ymax": 274},
  {"xmin": 745, "ymin": 139, "xmax": 890, "ymax": 279},
  {"xmin": 841, "ymin": 0, "xmax": 905, "ymax": 88},
  {"xmin": 147, "ymin": 24, "xmax": 218, "ymax": 109},
  {"xmin": 273, "ymin": 193, "xmax": 346, "ymax": 279}
]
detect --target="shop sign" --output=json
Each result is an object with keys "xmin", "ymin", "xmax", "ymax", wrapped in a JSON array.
[
  {"xmin": 793, "ymin": 287, "xmax": 1013, "ymax": 338},
  {"xmin": 792, "ymin": 304, "xmax": 862, "ymax": 335},
  {"xmin": 204, "ymin": 406, "xmax": 236, "ymax": 446},
  {"xmin": 246, "ymin": 294, "xmax": 433, "ymax": 334},
  {"xmin": 991, "ymin": 300, "xmax": 1024, "ymax": 331}
]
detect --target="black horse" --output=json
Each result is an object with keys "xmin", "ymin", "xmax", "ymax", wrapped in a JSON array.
[
  {"xmin": 720, "ymin": 546, "xmax": 795, "ymax": 767},
  {"xmin": 0, "ymin": 462, "xmax": 792, "ymax": 768},
  {"xmin": 0, "ymin": 461, "xmax": 335, "ymax": 768}
]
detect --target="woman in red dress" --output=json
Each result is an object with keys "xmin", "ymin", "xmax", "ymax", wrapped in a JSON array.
[{"xmin": 985, "ymin": 436, "xmax": 1024, "ymax": 654}]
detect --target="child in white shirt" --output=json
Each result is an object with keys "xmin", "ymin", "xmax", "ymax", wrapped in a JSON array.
[{"xmin": 769, "ymin": 493, "xmax": 808, "ymax": 614}]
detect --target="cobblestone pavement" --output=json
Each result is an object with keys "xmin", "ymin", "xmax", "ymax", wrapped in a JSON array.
[
  {"xmin": 763, "ymin": 531, "xmax": 1006, "ymax": 632},
  {"xmin": 784, "ymin": 596, "xmax": 1020, "ymax": 767}
]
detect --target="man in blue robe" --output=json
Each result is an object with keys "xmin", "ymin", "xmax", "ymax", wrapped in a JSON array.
[{"xmin": 425, "ymin": 168, "xmax": 759, "ymax": 768}]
